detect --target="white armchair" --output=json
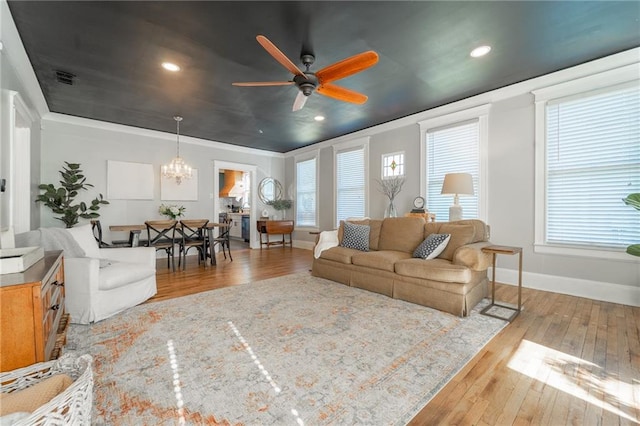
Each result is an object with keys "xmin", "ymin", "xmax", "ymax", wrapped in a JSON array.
[
  {"xmin": 64, "ymin": 224, "xmax": 157, "ymax": 324},
  {"xmin": 16, "ymin": 224, "xmax": 157, "ymax": 324}
]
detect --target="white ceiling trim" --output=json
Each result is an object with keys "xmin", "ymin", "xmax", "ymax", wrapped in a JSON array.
[
  {"xmin": 42, "ymin": 112, "xmax": 285, "ymax": 159},
  {"xmin": 1, "ymin": 0, "xmax": 48, "ymax": 117},
  {"xmin": 285, "ymin": 46, "xmax": 640, "ymax": 158}
]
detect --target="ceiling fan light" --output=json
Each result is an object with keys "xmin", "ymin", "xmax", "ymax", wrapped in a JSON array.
[
  {"xmin": 162, "ymin": 62, "xmax": 181, "ymax": 72},
  {"xmin": 470, "ymin": 45, "xmax": 491, "ymax": 58}
]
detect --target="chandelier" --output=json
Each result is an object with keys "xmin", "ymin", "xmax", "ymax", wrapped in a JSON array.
[{"xmin": 162, "ymin": 116, "xmax": 192, "ymax": 185}]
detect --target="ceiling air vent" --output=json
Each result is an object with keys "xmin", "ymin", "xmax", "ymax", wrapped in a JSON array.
[{"xmin": 55, "ymin": 70, "xmax": 76, "ymax": 85}]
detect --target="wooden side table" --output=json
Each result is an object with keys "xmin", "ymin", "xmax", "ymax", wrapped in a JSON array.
[{"xmin": 480, "ymin": 245, "xmax": 523, "ymax": 322}]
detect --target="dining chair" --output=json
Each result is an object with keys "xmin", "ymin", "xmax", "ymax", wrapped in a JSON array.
[
  {"xmin": 209, "ymin": 218, "xmax": 233, "ymax": 263},
  {"xmin": 145, "ymin": 220, "xmax": 178, "ymax": 271},
  {"xmin": 178, "ymin": 219, "xmax": 209, "ymax": 270}
]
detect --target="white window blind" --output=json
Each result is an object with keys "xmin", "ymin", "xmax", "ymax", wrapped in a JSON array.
[
  {"xmin": 426, "ymin": 120, "xmax": 479, "ymax": 221},
  {"xmin": 336, "ymin": 147, "xmax": 365, "ymax": 226},
  {"xmin": 545, "ymin": 84, "xmax": 640, "ymax": 248},
  {"xmin": 296, "ymin": 157, "xmax": 317, "ymax": 227}
]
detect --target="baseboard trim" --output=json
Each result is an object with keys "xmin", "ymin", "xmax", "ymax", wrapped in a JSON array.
[
  {"xmin": 493, "ymin": 267, "xmax": 640, "ymax": 307},
  {"xmin": 293, "ymin": 240, "xmax": 315, "ymax": 250}
]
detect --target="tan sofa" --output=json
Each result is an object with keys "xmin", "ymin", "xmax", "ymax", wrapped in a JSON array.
[{"xmin": 312, "ymin": 217, "xmax": 493, "ymax": 316}]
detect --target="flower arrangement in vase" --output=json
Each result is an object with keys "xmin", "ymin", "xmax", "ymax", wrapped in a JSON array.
[
  {"xmin": 266, "ymin": 199, "xmax": 292, "ymax": 220},
  {"xmin": 159, "ymin": 203, "xmax": 186, "ymax": 220}
]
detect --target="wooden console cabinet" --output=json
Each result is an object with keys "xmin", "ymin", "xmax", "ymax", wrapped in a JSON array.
[
  {"xmin": 0, "ymin": 250, "xmax": 69, "ymax": 372},
  {"xmin": 257, "ymin": 220, "xmax": 294, "ymax": 249}
]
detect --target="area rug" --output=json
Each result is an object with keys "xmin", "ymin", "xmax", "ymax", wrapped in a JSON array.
[{"xmin": 66, "ymin": 272, "xmax": 507, "ymax": 425}]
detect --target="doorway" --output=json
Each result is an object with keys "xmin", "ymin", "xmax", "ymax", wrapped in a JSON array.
[{"xmin": 213, "ymin": 161, "xmax": 257, "ymax": 249}]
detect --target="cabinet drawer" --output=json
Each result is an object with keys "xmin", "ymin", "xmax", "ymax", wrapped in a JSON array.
[{"xmin": 43, "ymin": 286, "xmax": 64, "ymax": 360}]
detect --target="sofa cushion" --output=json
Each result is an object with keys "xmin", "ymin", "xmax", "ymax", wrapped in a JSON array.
[
  {"xmin": 352, "ymin": 250, "xmax": 412, "ymax": 272},
  {"xmin": 378, "ymin": 217, "xmax": 426, "ymax": 253},
  {"xmin": 319, "ymin": 246, "xmax": 362, "ymax": 264},
  {"xmin": 66, "ymin": 224, "xmax": 101, "ymax": 258},
  {"xmin": 340, "ymin": 222, "xmax": 370, "ymax": 251},
  {"xmin": 413, "ymin": 234, "xmax": 450, "ymax": 259},
  {"xmin": 98, "ymin": 261, "xmax": 155, "ymax": 290},
  {"xmin": 338, "ymin": 219, "xmax": 382, "ymax": 250},
  {"xmin": 430, "ymin": 224, "xmax": 475, "ymax": 261},
  {"xmin": 395, "ymin": 258, "xmax": 472, "ymax": 283}
]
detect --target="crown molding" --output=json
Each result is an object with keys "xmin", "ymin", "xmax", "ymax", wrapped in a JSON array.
[
  {"xmin": 285, "ymin": 47, "xmax": 640, "ymax": 158},
  {"xmin": 42, "ymin": 112, "xmax": 285, "ymax": 159}
]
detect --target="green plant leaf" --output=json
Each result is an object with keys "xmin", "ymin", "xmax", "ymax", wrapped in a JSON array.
[
  {"xmin": 627, "ymin": 244, "xmax": 640, "ymax": 257},
  {"xmin": 622, "ymin": 193, "xmax": 640, "ymax": 211}
]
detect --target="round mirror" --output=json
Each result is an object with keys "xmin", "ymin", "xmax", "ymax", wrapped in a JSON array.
[{"xmin": 258, "ymin": 177, "xmax": 283, "ymax": 204}]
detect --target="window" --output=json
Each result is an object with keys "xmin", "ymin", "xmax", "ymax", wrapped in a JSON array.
[
  {"xmin": 535, "ymin": 79, "xmax": 640, "ymax": 257},
  {"xmin": 419, "ymin": 105, "xmax": 489, "ymax": 223},
  {"xmin": 382, "ymin": 151, "xmax": 404, "ymax": 178},
  {"xmin": 335, "ymin": 140, "xmax": 368, "ymax": 227},
  {"xmin": 425, "ymin": 121, "xmax": 480, "ymax": 221},
  {"xmin": 295, "ymin": 156, "xmax": 317, "ymax": 228}
]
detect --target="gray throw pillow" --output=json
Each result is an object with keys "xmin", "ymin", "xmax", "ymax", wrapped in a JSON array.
[
  {"xmin": 340, "ymin": 222, "xmax": 370, "ymax": 251},
  {"xmin": 413, "ymin": 233, "xmax": 450, "ymax": 259}
]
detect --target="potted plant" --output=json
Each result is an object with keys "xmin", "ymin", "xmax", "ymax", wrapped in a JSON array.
[
  {"xmin": 35, "ymin": 162, "xmax": 109, "ymax": 228},
  {"xmin": 266, "ymin": 199, "xmax": 292, "ymax": 220},
  {"xmin": 623, "ymin": 193, "xmax": 640, "ymax": 256}
]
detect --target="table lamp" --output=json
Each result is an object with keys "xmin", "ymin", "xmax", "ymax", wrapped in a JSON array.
[{"xmin": 441, "ymin": 173, "xmax": 474, "ymax": 221}]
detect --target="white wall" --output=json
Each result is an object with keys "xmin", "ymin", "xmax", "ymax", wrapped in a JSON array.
[
  {"xmin": 39, "ymin": 116, "xmax": 285, "ymax": 245},
  {"xmin": 1, "ymin": 0, "xmax": 46, "ymax": 230},
  {"xmin": 286, "ymin": 48, "xmax": 640, "ymax": 306}
]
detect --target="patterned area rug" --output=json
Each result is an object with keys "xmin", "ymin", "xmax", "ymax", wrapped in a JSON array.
[{"xmin": 67, "ymin": 273, "xmax": 507, "ymax": 425}]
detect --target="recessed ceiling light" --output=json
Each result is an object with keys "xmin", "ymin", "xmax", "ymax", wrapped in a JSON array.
[
  {"xmin": 470, "ymin": 45, "xmax": 491, "ymax": 58},
  {"xmin": 314, "ymin": 115, "xmax": 325, "ymax": 121},
  {"xmin": 162, "ymin": 62, "xmax": 181, "ymax": 72}
]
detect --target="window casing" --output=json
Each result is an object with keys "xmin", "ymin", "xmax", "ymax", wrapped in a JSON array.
[
  {"xmin": 382, "ymin": 151, "xmax": 405, "ymax": 178},
  {"xmin": 419, "ymin": 105, "xmax": 489, "ymax": 222},
  {"xmin": 534, "ymin": 73, "xmax": 640, "ymax": 260},
  {"xmin": 334, "ymin": 139, "xmax": 369, "ymax": 227},
  {"xmin": 295, "ymin": 155, "xmax": 318, "ymax": 229}
]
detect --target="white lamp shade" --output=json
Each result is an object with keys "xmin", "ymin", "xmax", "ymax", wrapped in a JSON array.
[{"xmin": 441, "ymin": 173, "xmax": 474, "ymax": 196}]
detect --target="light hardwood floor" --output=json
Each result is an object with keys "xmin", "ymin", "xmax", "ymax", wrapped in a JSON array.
[{"xmin": 150, "ymin": 248, "xmax": 640, "ymax": 425}]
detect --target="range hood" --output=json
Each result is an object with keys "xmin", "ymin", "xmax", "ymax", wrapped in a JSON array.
[{"xmin": 219, "ymin": 170, "xmax": 243, "ymax": 197}]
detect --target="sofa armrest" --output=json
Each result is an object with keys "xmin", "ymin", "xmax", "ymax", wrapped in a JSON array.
[
  {"xmin": 98, "ymin": 247, "xmax": 156, "ymax": 268},
  {"xmin": 452, "ymin": 241, "xmax": 493, "ymax": 271}
]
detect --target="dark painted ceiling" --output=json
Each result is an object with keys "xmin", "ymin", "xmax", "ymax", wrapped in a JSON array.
[{"xmin": 7, "ymin": 1, "xmax": 640, "ymax": 153}]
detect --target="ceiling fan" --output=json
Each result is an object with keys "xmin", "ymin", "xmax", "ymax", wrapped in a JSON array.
[{"xmin": 233, "ymin": 35, "xmax": 379, "ymax": 111}]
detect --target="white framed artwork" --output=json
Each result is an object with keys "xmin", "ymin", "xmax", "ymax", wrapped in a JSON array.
[
  {"xmin": 107, "ymin": 160, "xmax": 154, "ymax": 200},
  {"xmin": 161, "ymin": 169, "xmax": 198, "ymax": 201}
]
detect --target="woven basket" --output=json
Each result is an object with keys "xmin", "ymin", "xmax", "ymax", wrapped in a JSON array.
[{"xmin": 0, "ymin": 354, "xmax": 93, "ymax": 426}]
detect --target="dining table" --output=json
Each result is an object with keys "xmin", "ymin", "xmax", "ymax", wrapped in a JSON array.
[
  {"xmin": 108, "ymin": 224, "xmax": 146, "ymax": 247},
  {"xmin": 108, "ymin": 222, "xmax": 230, "ymax": 266}
]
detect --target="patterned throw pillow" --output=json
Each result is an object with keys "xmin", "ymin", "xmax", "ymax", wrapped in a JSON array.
[
  {"xmin": 413, "ymin": 234, "xmax": 451, "ymax": 259},
  {"xmin": 340, "ymin": 222, "xmax": 370, "ymax": 252}
]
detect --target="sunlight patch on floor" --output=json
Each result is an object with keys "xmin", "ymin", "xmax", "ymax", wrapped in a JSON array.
[
  {"xmin": 228, "ymin": 320, "xmax": 305, "ymax": 425},
  {"xmin": 167, "ymin": 339, "xmax": 186, "ymax": 425},
  {"xmin": 508, "ymin": 339, "xmax": 639, "ymax": 423}
]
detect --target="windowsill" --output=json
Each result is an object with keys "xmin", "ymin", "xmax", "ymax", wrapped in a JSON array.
[
  {"xmin": 294, "ymin": 226, "xmax": 319, "ymax": 233},
  {"xmin": 534, "ymin": 243, "xmax": 638, "ymax": 262}
]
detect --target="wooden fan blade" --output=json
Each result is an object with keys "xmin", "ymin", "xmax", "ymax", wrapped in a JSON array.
[
  {"xmin": 232, "ymin": 81, "xmax": 294, "ymax": 87},
  {"xmin": 316, "ymin": 51, "xmax": 379, "ymax": 84},
  {"xmin": 256, "ymin": 35, "xmax": 306, "ymax": 78},
  {"xmin": 317, "ymin": 83, "xmax": 368, "ymax": 104},
  {"xmin": 292, "ymin": 91, "xmax": 308, "ymax": 112}
]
